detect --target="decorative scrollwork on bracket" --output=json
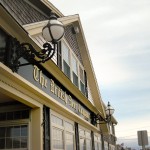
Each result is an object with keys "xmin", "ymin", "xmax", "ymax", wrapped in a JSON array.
[{"xmin": 8, "ymin": 38, "xmax": 56, "ymax": 72}]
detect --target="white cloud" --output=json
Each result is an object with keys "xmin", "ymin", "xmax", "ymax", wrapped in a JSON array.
[{"xmin": 49, "ymin": 1, "xmax": 150, "ymax": 147}]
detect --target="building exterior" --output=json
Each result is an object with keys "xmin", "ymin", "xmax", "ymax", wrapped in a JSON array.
[{"xmin": 0, "ymin": 0, "xmax": 117, "ymax": 150}]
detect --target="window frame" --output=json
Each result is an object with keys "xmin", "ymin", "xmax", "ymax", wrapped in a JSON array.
[
  {"xmin": 94, "ymin": 133, "xmax": 102, "ymax": 150},
  {"xmin": 51, "ymin": 111, "xmax": 75, "ymax": 150},
  {"xmin": 62, "ymin": 40, "xmax": 71, "ymax": 79},
  {"xmin": 61, "ymin": 40, "xmax": 86, "ymax": 94},
  {"xmin": 78, "ymin": 126, "xmax": 92, "ymax": 150}
]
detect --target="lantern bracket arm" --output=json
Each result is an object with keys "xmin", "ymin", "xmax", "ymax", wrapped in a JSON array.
[{"xmin": 8, "ymin": 38, "xmax": 57, "ymax": 72}]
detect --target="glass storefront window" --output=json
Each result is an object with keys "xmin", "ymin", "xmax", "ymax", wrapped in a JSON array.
[
  {"xmin": 66, "ymin": 132, "xmax": 74, "ymax": 150},
  {"xmin": 52, "ymin": 115, "xmax": 63, "ymax": 126},
  {"xmin": 79, "ymin": 127, "xmax": 91, "ymax": 150},
  {"xmin": 86, "ymin": 139, "xmax": 91, "ymax": 150},
  {"xmin": 51, "ymin": 112, "xmax": 75, "ymax": 150},
  {"xmin": 94, "ymin": 134, "xmax": 102, "ymax": 150},
  {"xmin": 0, "ymin": 125, "xmax": 28, "ymax": 149},
  {"xmin": 52, "ymin": 128, "xmax": 64, "ymax": 149},
  {"xmin": 65, "ymin": 121, "xmax": 74, "ymax": 131},
  {"xmin": 79, "ymin": 137, "xmax": 86, "ymax": 150},
  {"xmin": 79, "ymin": 128, "xmax": 85, "ymax": 136}
]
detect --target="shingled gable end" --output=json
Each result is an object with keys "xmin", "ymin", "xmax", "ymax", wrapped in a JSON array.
[{"xmin": 0, "ymin": 0, "xmax": 117, "ymax": 150}]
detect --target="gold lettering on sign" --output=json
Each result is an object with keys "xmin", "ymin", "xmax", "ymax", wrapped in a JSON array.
[
  {"xmin": 33, "ymin": 67, "xmax": 90, "ymax": 120},
  {"xmin": 33, "ymin": 65, "xmax": 39, "ymax": 81},
  {"xmin": 33, "ymin": 65, "xmax": 47, "ymax": 88},
  {"xmin": 78, "ymin": 104, "xmax": 90, "ymax": 119},
  {"xmin": 50, "ymin": 79, "xmax": 55, "ymax": 93},
  {"xmin": 50, "ymin": 79, "xmax": 67, "ymax": 104}
]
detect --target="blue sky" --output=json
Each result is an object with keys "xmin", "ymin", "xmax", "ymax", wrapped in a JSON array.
[{"xmin": 49, "ymin": 0, "xmax": 150, "ymax": 148}]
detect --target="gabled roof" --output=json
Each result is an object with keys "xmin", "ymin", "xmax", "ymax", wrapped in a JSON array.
[{"xmin": 0, "ymin": 0, "xmax": 117, "ymax": 133}]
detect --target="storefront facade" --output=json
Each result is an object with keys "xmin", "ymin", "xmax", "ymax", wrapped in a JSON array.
[{"xmin": 0, "ymin": 0, "xmax": 117, "ymax": 150}]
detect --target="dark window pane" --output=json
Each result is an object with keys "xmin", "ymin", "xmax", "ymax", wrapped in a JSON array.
[
  {"xmin": 0, "ymin": 125, "xmax": 28, "ymax": 149},
  {"xmin": 0, "ymin": 138, "xmax": 5, "ymax": 149},
  {"xmin": 0, "ymin": 127, "xmax": 5, "ymax": 137},
  {"xmin": 12, "ymin": 126, "xmax": 20, "ymax": 137},
  {"xmin": 7, "ymin": 112, "xmax": 14, "ymax": 120},
  {"xmin": 0, "ymin": 112, "xmax": 6, "ymax": 121},
  {"xmin": 14, "ymin": 111, "xmax": 21, "ymax": 119},
  {"xmin": 0, "ymin": 28, "xmax": 8, "ymax": 63},
  {"xmin": 13, "ymin": 137, "xmax": 20, "ymax": 148},
  {"xmin": 21, "ymin": 125, "xmax": 27, "ymax": 136},
  {"xmin": 80, "ymin": 81, "xmax": 85, "ymax": 94},
  {"xmin": 6, "ymin": 127, "xmax": 13, "ymax": 137},
  {"xmin": 21, "ymin": 137, "xmax": 27, "ymax": 148},
  {"xmin": 63, "ymin": 60, "xmax": 70, "ymax": 78},
  {"xmin": 6, "ymin": 137, "xmax": 12, "ymax": 149},
  {"xmin": 73, "ymin": 72, "xmax": 78, "ymax": 87},
  {"xmin": 21, "ymin": 110, "xmax": 29, "ymax": 119}
]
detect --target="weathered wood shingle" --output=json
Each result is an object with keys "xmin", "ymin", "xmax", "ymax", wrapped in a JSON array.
[
  {"xmin": 1, "ymin": 0, "xmax": 48, "ymax": 25},
  {"xmin": 64, "ymin": 24, "xmax": 83, "ymax": 65}
]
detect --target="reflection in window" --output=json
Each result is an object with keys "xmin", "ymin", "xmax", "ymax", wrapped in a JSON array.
[
  {"xmin": 79, "ymin": 128, "xmax": 85, "ymax": 136},
  {"xmin": 62, "ymin": 42, "xmax": 70, "ymax": 64},
  {"xmin": 0, "ymin": 28, "xmax": 8, "ymax": 63},
  {"xmin": 65, "ymin": 121, "xmax": 74, "ymax": 131},
  {"xmin": 51, "ymin": 113, "xmax": 74, "ymax": 150},
  {"xmin": 62, "ymin": 42, "xmax": 71, "ymax": 78},
  {"xmin": 80, "ymin": 137, "xmax": 86, "ymax": 150},
  {"xmin": 66, "ymin": 133, "xmax": 74, "ymax": 150},
  {"xmin": 52, "ymin": 115, "xmax": 63, "ymax": 126},
  {"xmin": 63, "ymin": 60, "xmax": 71, "ymax": 78},
  {"xmin": 0, "ymin": 125, "xmax": 28, "ymax": 149},
  {"xmin": 86, "ymin": 139, "xmax": 91, "ymax": 150},
  {"xmin": 79, "ymin": 128, "xmax": 91, "ymax": 150},
  {"xmin": 72, "ymin": 55, "xmax": 78, "ymax": 87},
  {"xmin": 94, "ymin": 134, "xmax": 102, "ymax": 150},
  {"xmin": 72, "ymin": 56, "xmax": 78, "ymax": 75},
  {"xmin": 52, "ymin": 128, "xmax": 64, "ymax": 149}
]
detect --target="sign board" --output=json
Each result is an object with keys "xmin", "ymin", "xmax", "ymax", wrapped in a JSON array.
[
  {"xmin": 18, "ymin": 59, "xmax": 92, "ymax": 122},
  {"xmin": 137, "ymin": 130, "xmax": 148, "ymax": 146}
]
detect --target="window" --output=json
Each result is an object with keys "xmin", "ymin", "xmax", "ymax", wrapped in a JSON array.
[
  {"xmin": 0, "ymin": 109, "xmax": 30, "ymax": 150},
  {"xmin": 61, "ymin": 41, "xmax": 87, "ymax": 96},
  {"xmin": 66, "ymin": 132, "xmax": 74, "ymax": 150},
  {"xmin": 79, "ymin": 66, "xmax": 85, "ymax": 94},
  {"xmin": 0, "ymin": 110, "xmax": 29, "ymax": 121},
  {"xmin": 79, "ymin": 127, "xmax": 91, "ymax": 150},
  {"xmin": 52, "ymin": 128, "xmax": 64, "ymax": 149},
  {"xmin": 0, "ymin": 28, "xmax": 8, "ymax": 63},
  {"xmin": 72, "ymin": 56, "xmax": 78, "ymax": 87},
  {"xmin": 51, "ymin": 113, "xmax": 75, "ymax": 150},
  {"xmin": 62, "ymin": 42, "xmax": 70, "ymax": 78},
  {"xmin": 0, "ymin": 125, "xmax": 28, "ymax": 149},
  {"xmin": 104, "ymin": 141, "xmax": 108, "ymax": 150},
  {"xmin": 94, "ymin": 134, "xmax": 102, "ymax": 150}
]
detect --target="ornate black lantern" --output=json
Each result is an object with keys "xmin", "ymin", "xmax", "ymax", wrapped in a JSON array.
[
  {"xmin": 95, "ymin": 102, "xmax": 115, "ymax": 124},
  {"xmin": 9, "ymin": 13, "xmax": 64, "ymax": 72}
]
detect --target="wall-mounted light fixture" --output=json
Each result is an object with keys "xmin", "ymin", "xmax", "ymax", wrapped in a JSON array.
[
  {"xmin": 9, "ymin": 13, "xmax": 64, "ymax": 72},
  {"xmin": 96, "ymin": 102, "xmax": 115, "ymax": 124}
]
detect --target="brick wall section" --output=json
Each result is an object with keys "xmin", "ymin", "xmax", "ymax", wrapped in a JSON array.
[
  {"xmin": 64, "ymin": 25, "xmax": 83, "ymax": 65},
  {"xmin": 1, "ymin": 0, "xmax": 48, "ymax": 25}
]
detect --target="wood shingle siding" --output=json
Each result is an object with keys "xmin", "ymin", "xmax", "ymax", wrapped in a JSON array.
[
  {"xmin": 1, "ymin": 0, "xmax": 48, "ymax": 25},
  {"xmin": 64, "ymin": 24, "xmax": 83, "ymax": 65}
]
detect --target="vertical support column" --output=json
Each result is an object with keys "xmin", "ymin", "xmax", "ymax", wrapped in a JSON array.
[
  {"xmin": 91, "ymin": 131, "xmax": 95, "ymax": 150},
  {"xmin": 101, "ymin": 133, "xmax": 105, "ymax": 150},
  {"xmin": 43, "ymin": 105, "xmax": 50, "ymax": 150},
  {"xmin": 75, "ymin": 122, "xmax": 80, "ymax": 150},
  {"xmin": 31, "ymin": 107, "xmax": 43, "ymax": 150}
]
